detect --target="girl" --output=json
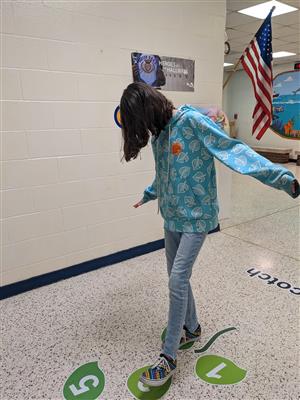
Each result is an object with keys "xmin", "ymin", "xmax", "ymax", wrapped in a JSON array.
[{"xmin": 120, "ymin": 82, "xmax": 299, "ymax": 387}]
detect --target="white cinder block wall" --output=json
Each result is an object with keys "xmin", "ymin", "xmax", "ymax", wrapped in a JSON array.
[
  {"xmin": 1, "ymin": 1, "xmax": 226, "ymax": 286},
  {"xmin": 223, "ymin": 63, "xmax": 300, "ymax": 157}
]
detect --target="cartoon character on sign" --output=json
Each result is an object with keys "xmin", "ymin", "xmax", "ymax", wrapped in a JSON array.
[
  {"xmin": 131, "ymin": 53, "xmax": 166, "ymax": 88},
  {"xmin": 271, "ymin": 69, "xmax": 300, "ymax": 139}
]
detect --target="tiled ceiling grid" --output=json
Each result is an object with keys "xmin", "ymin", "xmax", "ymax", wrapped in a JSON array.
[{"xmin": 225, "ymin": 0, "xmax": 299, "ymax": 69}]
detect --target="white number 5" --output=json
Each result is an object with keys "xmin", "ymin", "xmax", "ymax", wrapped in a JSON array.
[{"xmin": 69, "ymin": 375, "xmax": 99, "ymax": 396}]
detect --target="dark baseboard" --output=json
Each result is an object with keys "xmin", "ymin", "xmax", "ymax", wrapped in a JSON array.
[{"xmin": 1, "ymin": 224, "xmax": 220, "ymax": 300}]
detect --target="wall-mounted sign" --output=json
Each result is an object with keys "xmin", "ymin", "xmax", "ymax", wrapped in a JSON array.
[
  {"xmin": 131, "ymin": 52, "xmax": 195, "ymax": 92},
  {"xmin": 114, "ymin": 105, "xmax": 122, "ymax": 128},
  {"xmin": 160, "ymin": 56, "xmax": 195, "ymax": 92},
  {"xmin": 271, "ymin": 69, "xmax": 300, "ymax": 140}
]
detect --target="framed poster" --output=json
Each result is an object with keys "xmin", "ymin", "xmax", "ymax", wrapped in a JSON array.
[
  {"xmin": 131, "ymin": 52, "xmax": 195, "ymax": 92},
  {"xmin": 160, "ymin": 56, "xmax": 194, "ymax": 92}
]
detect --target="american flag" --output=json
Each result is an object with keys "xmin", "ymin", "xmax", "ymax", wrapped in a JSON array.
[{"xmin": 241, "ymin": 8, "xmax": 274, "ymax": 140}]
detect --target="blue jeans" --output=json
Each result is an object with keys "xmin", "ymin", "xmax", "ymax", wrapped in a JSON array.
[{"xmin": 162, "ymin": 228, "xmax": 207, "ymax": 360}]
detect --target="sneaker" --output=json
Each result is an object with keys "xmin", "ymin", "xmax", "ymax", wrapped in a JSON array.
[
  {"xmin": 181, "ymin": 324, "xmax": 202, "ymax": 346},
  {"xmin": 139, "ymin": 353, "xmax": 177, "ymax": 387},
  {"xmin": 161, "ymin": 324, "xmax": 202, "ymax": 351}
]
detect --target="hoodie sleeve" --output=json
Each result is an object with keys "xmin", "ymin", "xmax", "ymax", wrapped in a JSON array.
[
  {"xmin": 141, "ymin": 138, "xmax": 158, "ymax": 204},
  {"xmin": 142, "ymin": 178, "xmax": 157, "ymax": 204},
  {"xmin": 189, "ymin": 111, "xmax": 299, "ymax": 199}
]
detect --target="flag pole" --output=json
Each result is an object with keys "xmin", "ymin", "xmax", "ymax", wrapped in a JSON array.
[{"xmin": 223, "ymin": 6, "xmax": 276, "ymax": 90}]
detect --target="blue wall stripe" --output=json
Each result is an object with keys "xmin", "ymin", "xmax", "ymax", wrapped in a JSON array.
[{"xmin": 0, "ymin": 224, "xmax": 220, "ymax": 300}]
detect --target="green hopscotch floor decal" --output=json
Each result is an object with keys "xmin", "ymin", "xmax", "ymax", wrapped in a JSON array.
[
  {"xmin": 127, "ymin": 366, "xmax": 172, "ymax": 400},
  {"xmin": 63, "ymin": 361, "xmax": 105, "ymax": 400},
  {"xmin": 63, "ymin": 327, "xmax": 243, "ymax": 400},
  {"xmin": 195, "ymin": 354, "xmax": 247, "ymax": 385},
  {"xmin": 126, "ymin": 326, "xmax": 242, "ymax": 399}
]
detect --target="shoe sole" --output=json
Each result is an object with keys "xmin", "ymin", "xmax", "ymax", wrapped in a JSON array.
[{"xmin": 139, "ymin": 367, "xmax": 176, "ymax": 387}]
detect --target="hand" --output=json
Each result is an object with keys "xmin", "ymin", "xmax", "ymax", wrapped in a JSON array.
[
  {"xmin": 292, "ymin": 179, "xmax": 299, "ymax": 198},
  {"xmin": 133, "ymin": 200, "xmax": 144, "ymax": 208}
]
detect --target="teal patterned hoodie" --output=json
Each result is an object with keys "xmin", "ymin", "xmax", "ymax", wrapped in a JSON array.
[{"xmin": 142, "ymin": 105, "xmax": 297, "ymax": 233}]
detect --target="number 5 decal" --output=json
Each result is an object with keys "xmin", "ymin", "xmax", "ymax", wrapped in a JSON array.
[
  {"xmin": 63, "ymin": 362, "xmax": 105, "ymax": 400},
  {"xmin": 69, "ymin": 375, "xmax": 100, "ymax": 396}
]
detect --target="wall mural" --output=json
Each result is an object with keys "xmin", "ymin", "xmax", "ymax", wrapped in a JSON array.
[{"xmin": 271, "ymin": 69, "xmax": 300, "ymax": 140}]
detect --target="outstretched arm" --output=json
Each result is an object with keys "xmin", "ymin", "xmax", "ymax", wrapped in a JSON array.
[{"xmin": 190, "ymin": 111, "xmax": 299, "ymax": 198}]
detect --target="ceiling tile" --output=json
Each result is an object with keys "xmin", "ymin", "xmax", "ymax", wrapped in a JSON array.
[
  {"xmin": 273, "ymin": 43, "xmax": 299, "ymax": 54},
  {"xmin": 280, "ymin": 42, "xmax": 300, "ymax": 52},
  {"xmin": 235, "ymin": 20, "xmax": 263, "ymax": 33},
  {"xmin": 229, "ymin": 41, "xmax": 249, "ymax": 52},
  {"xmin": 232, "ymin": 33, "xmax": 256, "ymax": 44},
  {"xmin": 226, "ymin": 28, "xmax": 249, "ymax": 39},
  {"xmin": 278, "ymin": 0, "xmax": 300, "ymax": 7},
  {"xmin": 273, "ymin": 24, "xmax": 299, "ymax": 38},
  {"xmin": 279, "ymin": 34, "xmax": 300, "ymax": 43},
  {"xmin": 272, "ymin": 38, "xmax": 293, "ymax": 47},
  {"xmin": 226, "ymin": 11, "xmax": 259, "ymax": 27},
  {"xmin": 272, "ymin": 58, "xmax": 286, "ymax": 66},
  {"xmin": 227, "ymin": 0, "xmax": 261, "ymax": 12},
  {"xmin": 272, "ymin": 10, "xmax": 299, "ymax": 25}
]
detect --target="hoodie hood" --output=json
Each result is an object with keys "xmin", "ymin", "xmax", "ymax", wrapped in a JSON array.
[{"xmin": 164, "ymin": 104, "xmax": 193, "ymax": 129}]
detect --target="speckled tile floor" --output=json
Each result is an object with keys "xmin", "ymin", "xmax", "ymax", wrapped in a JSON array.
[{"xmin": 1, "ymin": 164, "xmax": 299, "ymax": 400}]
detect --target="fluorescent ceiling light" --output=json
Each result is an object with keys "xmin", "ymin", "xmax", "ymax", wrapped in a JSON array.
[
  {"xmin": 238, "ymin": 1, "xmax": 298, "ymax": 19},
  {"xmin": 224, "ymin": 63, "xmax": 234, "ymax": 67},
  {"xmin": 273, "ymin": 51, "xmax": 296, "ymax": 58}
]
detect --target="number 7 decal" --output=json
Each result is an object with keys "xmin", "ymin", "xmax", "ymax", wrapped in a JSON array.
[
  {"xmin": 206, "ymin": 362, "xmax": 227, "ymax": 379},
  {"xmin": 195, "ymin": 355, "xmax": 247, "ymax": 385}
]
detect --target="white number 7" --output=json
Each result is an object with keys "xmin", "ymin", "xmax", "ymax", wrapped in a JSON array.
[
  {"xmin": 69, "ymin": 375, "xmax": 99, "ymax": 396},
  {"xmin": 206, "ymin": 362, "xmax": 227, "ymax": 379}
]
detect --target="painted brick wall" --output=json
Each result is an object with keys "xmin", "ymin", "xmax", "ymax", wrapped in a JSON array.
[{"xmin": 1, "ymin": 1, "xmax": 226, "ymax": 285}]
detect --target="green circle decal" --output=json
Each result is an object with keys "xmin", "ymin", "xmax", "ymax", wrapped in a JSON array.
[
  {"xmin": 127, "ymin": 366, "xmax": 172, "ymax": 400},
  {"xmin": 63, "ymin": 361, "xmax": 105, "ymax": 400},
  {"xmin": 195, "ymin": 355, "xmax": 247, "ymax": 385}
]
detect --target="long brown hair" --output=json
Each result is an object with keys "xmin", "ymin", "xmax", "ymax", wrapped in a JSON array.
[{"xmin": 120, "ymin": 82, "xmax": 174, "ymax": 162}]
